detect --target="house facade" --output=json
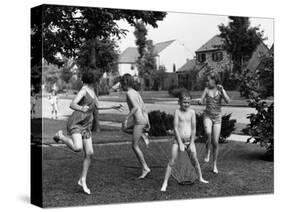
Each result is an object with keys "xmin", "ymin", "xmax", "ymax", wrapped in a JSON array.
[
  {"xmin": 176, "ymin": 34, "xmax": 270, "ymax": 90},
  {"xmin": 118, "ymin": 40, "xmax": 193, "ymax": 76},
  {"xmin": 195, "ymin": 35, "xmax": 232, "ymax": 78}
]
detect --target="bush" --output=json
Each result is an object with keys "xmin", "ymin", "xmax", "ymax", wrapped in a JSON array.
[
  {"xmin": 168, "ymin": 87, "xmax": 188, "ymax": 98},
  {"xmin": 242, "ymin": 98, "xmax": 274, "ymax": 161},
  {"xmin": 98, "ymin": 79, "xmax": 110, "ymax": 95},
  {"xmin": 148, "ymin": 110, "xmax": 236, "ymax": 142},
  {"xmin": 196, "ymin": 113, "xmax": 236, "ymax": 143},
  {"xmin": 148, "ymin": 110, "xmax": 174, "ymax": 136}
]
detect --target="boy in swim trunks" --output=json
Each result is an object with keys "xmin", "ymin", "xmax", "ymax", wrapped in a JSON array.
[{"xmin": 161, "ymin": 91, "xmax": 208, "ymax": 191}]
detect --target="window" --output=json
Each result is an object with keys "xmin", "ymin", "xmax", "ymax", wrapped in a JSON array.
[
  {"xmin": 212, "ymin": 51, "xmax": 223, "ymax": 61},
  {"xmin": 131, "ymin": 64, "xmax": 134, "ymax": 70},
  {"xmin": 197, "ymin": 53, "xmax": 206, "ymax": 63}
]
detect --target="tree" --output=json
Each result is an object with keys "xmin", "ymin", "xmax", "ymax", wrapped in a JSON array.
[
  {"xmin": 151, "ymin": 65, "xmax": 166, "ymax": 90},
  {"xmin": 31, "ymin": 5, "xmax": 166, "ymax": 131},
  {"xmin": 218, "ymin": 16, "xmax": 265, "ymax": 74},
  {"xmin": 31, "ymin": 4, "xmax": 167, "ymax": 91},
  {"xmin": 134, "ymin": 21, "xmax": 148, "ymax": 59}
]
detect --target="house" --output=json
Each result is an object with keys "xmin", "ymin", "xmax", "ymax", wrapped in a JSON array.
[
  {"xmin": 118, "ymin": 40, "xmax": 193, "ymax": 76},
  {"xmin": 195, "ymin": 35, "xmax": 231, "ymax": 78},
  {"xmin": 177, "ymin": 34, "xmax": 270, "ymax": 90},
  {"xmin": 246, "ymin": 41, "xmax": 270, "ymax": 72}
]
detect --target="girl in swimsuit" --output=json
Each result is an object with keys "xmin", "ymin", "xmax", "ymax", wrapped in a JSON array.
[
  {"xmin": 199, "ymin": 71, "xmax": 230, "ymax": 174},
  {"xmin": 120, "ymin": 74, "xmax": 151, "ymax": 179},
  {"xmin": 53, "ymin": 71, "xmax": 122, "ymax": 195}
]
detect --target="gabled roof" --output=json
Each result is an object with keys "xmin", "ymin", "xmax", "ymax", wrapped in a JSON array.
[
  {"xmin": 196, "ymin": 35, "xmax": 224, "ymax": 53},
  {"xmin": 154, "ymin": 40, "xmax": 175, "ymax": 54},
  {"xmin": 118, "ymin": 47, "xmax": 139, "ymax": 64},
  {"xmin": 177, "ymin": 59, "xmax": 207, "ymax": 73},
  {"xmin": 246, "ymin": 42, "xmax": 270, "ymax": 72},
  {"xmin": 177, "ymin": 59, "xmax": 196, "ymax": 72},
  {"xmin": 118, "ymin": 40, "xmax": 175, "ymax": 63}
]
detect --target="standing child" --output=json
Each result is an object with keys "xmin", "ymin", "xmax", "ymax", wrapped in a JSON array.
[
  {"xmin": 198, "ymin": 71, "xmax": 230, "ymax": 174},
  {"xmin": 49, "ymin": 89, "xmax": 59, "ymax": 119},
  {"xmin": 161, "ymin": 91, "xmax": 208, "ymax": 192},
  {"xmin": 120, "ymin": 74, "xmax": 151, "ymax": 179},
  {"xmin": 53, "ymin": 71, "xmax": 122, "ymax": 195}
]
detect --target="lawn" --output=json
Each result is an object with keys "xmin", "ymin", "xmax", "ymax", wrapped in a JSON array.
[
  {"xmin": 41, "ymin": 140, "xmax": 273, "ymax": 208},
  {"xmin": 31, "ymin": 118, "xmax": 273, "ymax": 207}
]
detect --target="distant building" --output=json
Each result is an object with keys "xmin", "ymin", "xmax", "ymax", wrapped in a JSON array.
[
  {"xmin": 118, "ymin": 40, "xmax": 193, "ymax": 76},
  {"xmin": 195, "ymin": 35, "xmax": 231, "ymax": 77},
  {"xmin": 177, "ymin": 34, "xmax": 271, "ymax": 90}
]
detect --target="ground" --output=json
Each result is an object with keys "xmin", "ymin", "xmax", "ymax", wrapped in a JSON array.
[
  {"xmin": 31, "ymin": 119, "xmax": 273, "ymax": 208},
  {"xmin": 41, "ymin": 139, "xmax": 273, "ymax": 208},
  {"xmin": 32, "ymin": 91, "xmax": 273, "ymax": 208}
]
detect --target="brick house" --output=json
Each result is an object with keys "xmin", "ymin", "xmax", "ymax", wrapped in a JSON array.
[
  {"xmin": 195, "ymin": 35, "xmax": 232, "ymax": 78},
  {"xmin": 177, "ymin": 34, "xmax": 270, "ymax": 90}
]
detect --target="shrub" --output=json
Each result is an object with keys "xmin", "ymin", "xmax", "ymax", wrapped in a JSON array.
[
  {"xmin": 196, "ymin": 113, "xmax": 236, "ymax": 143},
  {"xmin": 148, "ymin": 110, "xmax": 174, "ymax": 136},
  {"xmin": 242, "ymin": 97, "xmax": 274, "ymax": 161},
  {"xmin": 169, "ymin": 87, "xmax": 189, "ymax": 98},
  {"xmin": 98, "ymin": 79, "xmax": 110, "ymax": 95},
  {"xmin": 148, "ymin": 110, "xmax": 236, "ymax": 142}
]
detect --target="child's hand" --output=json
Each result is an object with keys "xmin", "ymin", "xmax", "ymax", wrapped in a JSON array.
[
  {"xmin": 189, "ymin": 142, "xmax": 196, "ymax": 153},
  {"xmin": 81, "ymin": 105, "xmax": 90, "ymax": 112},
  {"xmin": 217, "ymin": 84, "xmax": 223, "ymax": 92},
  {"xmin": 179, "ymin": 143, "xmax": 186, "ymax": 152},
  {"xmin": 112, "ymin": 104, "xmax": 124, "ymax": 111}
]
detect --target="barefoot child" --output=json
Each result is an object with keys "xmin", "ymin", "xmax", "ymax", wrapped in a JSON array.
[
  {"xmin": 53, "ymin": 71, "xmax": 122, "ymax": 195},
  {"xmin": 161, "ymin": 91, "xmax": 208, "ymax": 192},
  {"xmin": 120, "ymin": 74, "xmax": 151, "ymax": 179},
  {"xmin": 49, "ymin": 89, "xmax": 59, "ymax": 119},
  {"xmin": 198, "ymin": 71, "xmax": 230, "ymax": 174}
]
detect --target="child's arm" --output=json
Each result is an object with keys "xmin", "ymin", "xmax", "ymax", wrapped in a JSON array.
[
  {"xmin": 217, "ymin": 85, "xmax": 231, "ymax": 103},
  {"xmin": 93, "ymin": 92, "xmax": 122, "ymax": 111},
  {"xmin": 198, "ymin": 87, "xmax": 208, "ymax": 105},
  {"xmin": 70, "ymin": 88, "xmax": 88, "ymax": 112},
  {"xmin": 174, "ymin": 110, "xmax": 185, "ymax": 151},
  {"xmin": 190, "ymin": 110, "xmax": 196, "ymax": 144},
  {"xmin": 124, "ymin": 92, "xmax": 138, "ymax": 120}
]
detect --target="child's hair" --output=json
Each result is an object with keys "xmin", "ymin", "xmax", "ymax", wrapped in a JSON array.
[
  {"xmin": 179, "ymin": 90, "xmax": 192, "ymax": 102},
  {"xmin": 206, "ymin": 70, "xmax": 221, "ymax": 85},
  {"xmin": 120, "ymin": 74, "xmax": 134, "ymax": 89},
  {"xmin": 81, "ymin": 71, "xmax": 96, "ymax": 85}
]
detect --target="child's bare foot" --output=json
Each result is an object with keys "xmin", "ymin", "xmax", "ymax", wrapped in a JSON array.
[
  {"xmin": 213, "ymin": 166, "xmax": 218, "ymax": 174},
  {"xmin": 53, "ymin": 130, "xmax": 63, "ymax": 143},
  {"xmin": 78, "ymin": 179, "xmax": 91, "ymax": 195},
  {"xmin": 160, "ymin": 183, "xmax": 167, "ymax": 192},
  {"xmin": 199, "ymin": 178, "xmax": 209, "ymax": 184},
  {"xmin": 138, "ymin": 168, "xmax": 151, "ymax": 179},
  {"xmin": 204, "ymin": 154, "xmax": 210, "ymax": 163},
  {"xmin": 141, "ymin": 133, "xmax": 150, "ymax": 147}
]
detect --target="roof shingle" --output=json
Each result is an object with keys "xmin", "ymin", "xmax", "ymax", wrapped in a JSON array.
[
  {"xmin": 195, "ymin": 35, "xmax": 224, "ymax": 53},
  {"xmin": 118, "ymin": 40, "xmax": 175, "ymax": 63}
]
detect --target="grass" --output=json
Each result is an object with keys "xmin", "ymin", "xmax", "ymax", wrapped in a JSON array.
[
  {"xmin": 41, "ymin": 140, "xmax": 273, "ymax": 208},
  {"xmin": 31, "ymin": 118, "xmax": 273, "ymax": 207}
]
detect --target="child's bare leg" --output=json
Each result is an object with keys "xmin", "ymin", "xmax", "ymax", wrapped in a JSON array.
[
  {"xmin": 132, "ymin": 125, "xmax": 150, "ymax": 178},
  {"xmin": 161, "ymin": 144, "xmax": 178, "ymax": 191},
  {"xmin": 55, "ymin": 131, "xmax": 83, "ymax": 152},
  {"xmin": 212, "ymin": 124, "xmax": 221, "ymax": 174},
  {"xmin": 189, "ymin": 150, "xmax": 208, "ymax": 183},
  {"xmin": 78, "ymin": 137, "xmax": 94, "ymax": 195},
  {"xmin": 203, "ymin": 118, "xmax": 212, "ymax": 162}
]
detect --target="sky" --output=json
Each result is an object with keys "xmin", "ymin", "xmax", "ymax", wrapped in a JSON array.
[{"xmin": 116, "ymin": 12, "xmax": 274, "ymax": 58}]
